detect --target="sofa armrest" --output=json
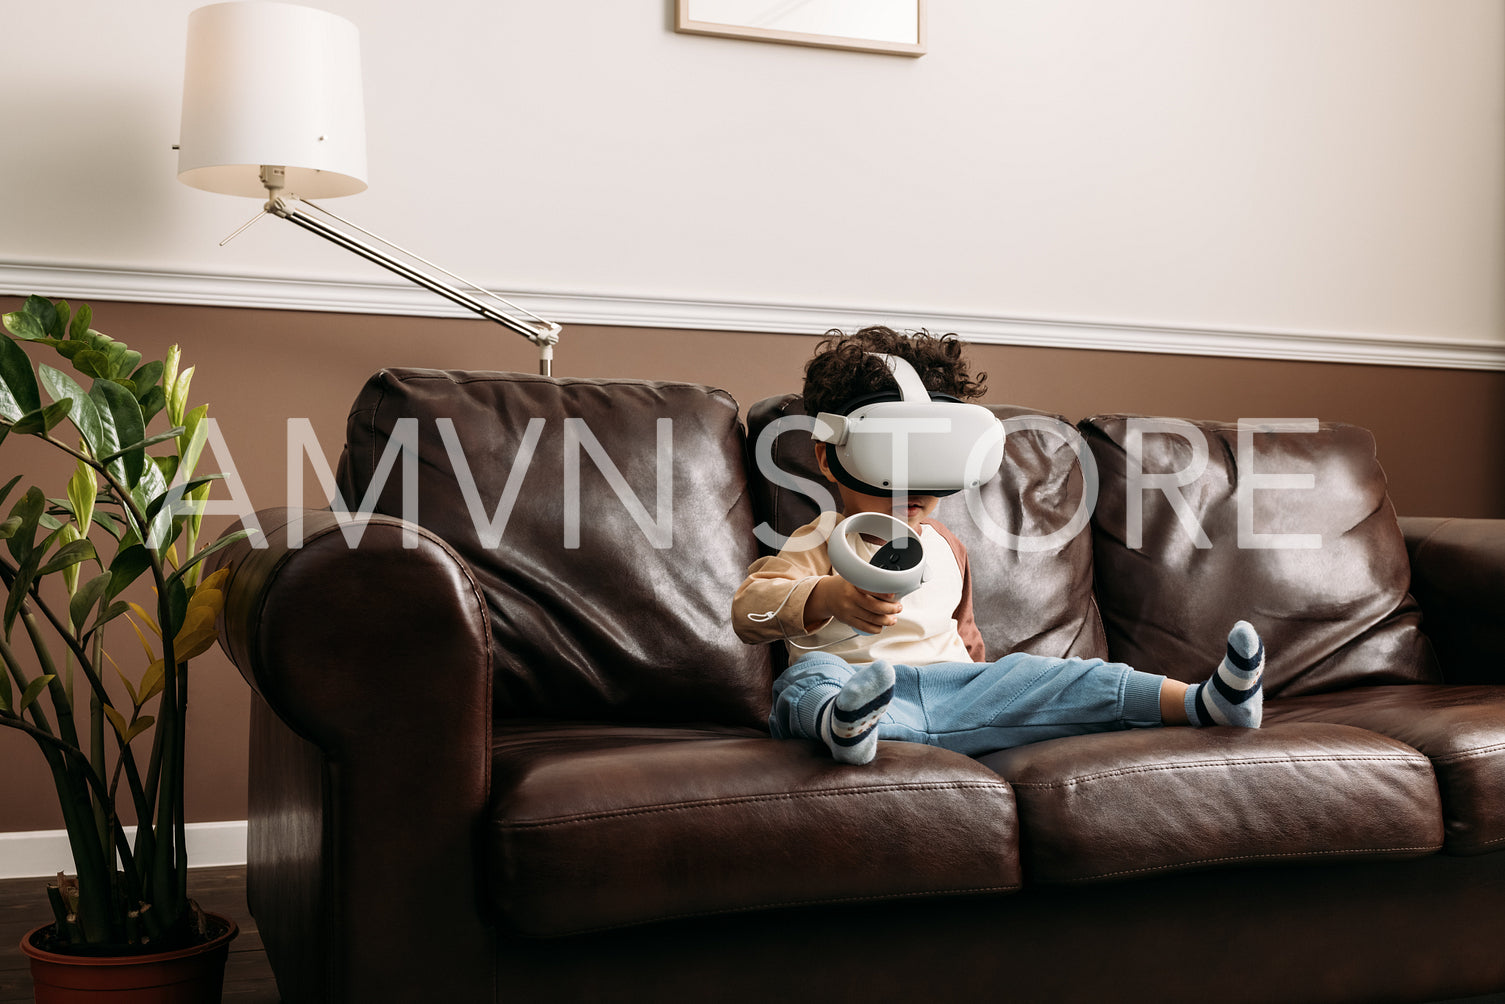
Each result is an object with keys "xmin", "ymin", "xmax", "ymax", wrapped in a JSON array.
[
  {"xmin": 210, "ymin": 508, "xmax": 494, "ymax": 1003},
  {"xmin": 1399, "ymin": 516, "xmax": 1505, "ymax": 684}
]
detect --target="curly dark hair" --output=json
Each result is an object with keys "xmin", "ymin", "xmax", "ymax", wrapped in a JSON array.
[{"xmin": 801, "ymin": 325, "xmax": 988, "ymax": 417}]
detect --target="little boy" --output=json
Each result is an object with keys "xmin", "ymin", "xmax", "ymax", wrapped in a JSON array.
[{"xmin": 732, "ymin": 325, "xmax": 1264, "ymax": 765}]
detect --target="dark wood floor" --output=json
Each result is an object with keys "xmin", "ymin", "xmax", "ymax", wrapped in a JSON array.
[{"xmin": 0, "ymin": 865, "xmax": 278, "ymax": 1002}]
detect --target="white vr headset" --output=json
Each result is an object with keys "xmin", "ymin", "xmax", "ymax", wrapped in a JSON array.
[{"xmin": 811, "ymin": 354, "xmax": 1005, "ymax": 498}]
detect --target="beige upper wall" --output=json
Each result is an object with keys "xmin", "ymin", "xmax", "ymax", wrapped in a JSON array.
[{"xmin": 2, "ymin": 0, "xmax": 1502, "ymax": 350}]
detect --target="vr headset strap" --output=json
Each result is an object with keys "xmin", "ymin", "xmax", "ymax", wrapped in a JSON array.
[{"xmin": 872, "ymin": 354, "xmax": 931, "ymax": 403}]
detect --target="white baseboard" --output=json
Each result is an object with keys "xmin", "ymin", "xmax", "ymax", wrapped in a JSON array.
[
  {"xmin": 0, "ymin": 820, "xmax": 247, "ymax": 880},
  {"xmin": 3, "ymin": 259, "xmax": 1503, "ymax": 371}
]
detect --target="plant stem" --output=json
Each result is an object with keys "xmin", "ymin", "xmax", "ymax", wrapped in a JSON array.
[
  {"xmin": 0, "ymin": 713, "xmax": 124, "ymax": 942},
  {"xmin": 0, "ymin": 631, "xmax": 56, "ymax": 737},
  {"xmin": 1, "ymin": 555, "xmax": 150, "ymax": 830},
  {"xmin": 18, "ymin": 610, "xmax": 86, "ymax": 773}
]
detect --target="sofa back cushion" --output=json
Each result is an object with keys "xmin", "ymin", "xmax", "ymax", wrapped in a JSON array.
[
  {"xmin": 745, "ymin": 395, "xmax": 1107, "ymax": 664},
  {"xmin": 1080, "ymin": 415, "xmax": 1439, "ymax": 697},
  {"xmin": 339, "ymin": 369, "xmax": 774, "ymax": 727}
]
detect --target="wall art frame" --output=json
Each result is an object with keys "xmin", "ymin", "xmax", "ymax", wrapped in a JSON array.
[{"xmin": 674, "ymin": 0, "xmax": 926, "ymax": 57}]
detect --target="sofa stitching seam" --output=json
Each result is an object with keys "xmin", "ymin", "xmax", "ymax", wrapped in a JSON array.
[
  {"xmin": 495, "ymin": 780, "xmax": 1012, "ymax": 828},
  {"xmin": 1458, "ymin": 832, "xmax": 1505, "ymax": 850},
  {"xmin": 1429, "ymin": 741, "xmax": 1505, "ymax": 764},
  {"xmin": 1051, "ymin": 843, "xmax": 1443, "ymax": 883},
  {"xmin": 1008, "ymin": 753, "xmax": 1431, "ymax": 789}
]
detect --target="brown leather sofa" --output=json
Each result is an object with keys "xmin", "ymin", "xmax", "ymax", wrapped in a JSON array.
[{"xmin": 211, "ymin": 368, "xmax": 1505, "ymax": 1003}]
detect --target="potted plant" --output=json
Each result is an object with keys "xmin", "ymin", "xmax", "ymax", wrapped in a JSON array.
[{"xmin": 0, "ymin": 295, "xmax": 249, "ymax": 1000}]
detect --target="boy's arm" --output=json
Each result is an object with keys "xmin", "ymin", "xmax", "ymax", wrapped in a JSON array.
[{"xmin": 732, "ymin": 549, "xmax": 834, "ymax": 645}]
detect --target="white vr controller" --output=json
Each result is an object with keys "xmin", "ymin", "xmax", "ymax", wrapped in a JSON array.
[{"xmin": 827, "ymin": 511, "xmax": 929, "ymax": 601}]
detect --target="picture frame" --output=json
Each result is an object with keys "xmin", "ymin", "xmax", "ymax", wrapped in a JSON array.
[{"xmin": 674, "ymin": 0, "xmax": 926, "ymax": 57}]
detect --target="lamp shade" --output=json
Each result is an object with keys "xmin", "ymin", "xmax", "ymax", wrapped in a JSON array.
[{"xmin": 178, "ymin": 1, "xmax": 368, "ymax": 199}]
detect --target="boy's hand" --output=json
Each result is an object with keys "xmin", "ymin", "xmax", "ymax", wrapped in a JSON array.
[{"xmin": 806, "ymin": 575, "xmax": 902, "ymax": 635}]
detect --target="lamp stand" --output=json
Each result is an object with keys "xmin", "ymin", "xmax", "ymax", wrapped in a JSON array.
[{"xmin": 256, "ymin": 167, "xmax": 561, "ymax": 376}]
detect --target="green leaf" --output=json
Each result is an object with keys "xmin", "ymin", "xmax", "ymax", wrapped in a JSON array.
[
  {"xmin": 2, "ymin": 310, "xmax": 46, "ymax": 342},
  {"xmin": 18, "ymin": 674, "xmax": 54, "ymax": 714},
  {"xmin": 153, "ymin": 453, "xmax": 180, "ymax": 486},
  {"xmin": 166, "ymin": 528, "xmax": 254, "ymax": 590},
  {"xmin": 129, "ymin": 450, "xmax": 171, "ymax": 539},
  {"xmin": 137, "ymin": 386, "xmax": 167, "ymax": 426},
  {"xmin": 111, "ymin": 346, "xmax": 143, "ymax": 382},
  {"xmin": 167, "ymin": 364, "xmax": 194, "ymax": 427},
  {"xmin": 148, "ymin": 476, "xmax": 220, "ymax": 517},
  {"xmin": 93, "ymin": 600, "xmax": 131, "ymax": 633},
  {"xmin": 141, "ymin": 478, "xmax": 216, "ymax": 554},
  {"xmin": 129, "ymin": 359, "xmax": 163, "ymax": 399},
  {"xmin": 4, "ymin": 520, "xmax": 51, "ymax": 637},
  {"xmin": 49, "ymin": 337, "xmax": 85, "ymax": 359},
  {"xmin": 100, "ymin": 426, "xmax": 185, "ymax": 462},
  {"xmin": 5, "ymin": 487, "xmax": 45, "ymax": 563},
  {"xmin": 90, "ymin": 379, "xmax": 146, "ymax": 487},
  {"xmin": 115, "ymin": 665, "xmax": 139, "ymax": 707},
  {"xmin": 102, "ymin": 704, "xmax": 143, "ymax": 742},
  {"xmin": 105, "ymin": 545, "xmax": 151, "ymax": 603},
  {"xmin": 162, "ymin": 346, "xmax": 180, "ymax": 407},
  {"xmin": 9, "ymin": 400, "xmax": 72, "ymax": 436},
  {"xmin": 69, "ymin": 303, "xmax": 91, "ymax": 341},
  {"xmin": 89, "ymin": 510, "xmax": 125, "ymax": 541},
  {"xmin": 67, "ymin": 461, "xmax": 96, "ymax": 535},
  {"xmin": 0, "ymin": 335, "xmax": 42, "ymax": 422},
  {"xmin": 38, "ymin": 538, "xmax": 97, "ymax": 577},
  {"xmin": 126, "ymin": 715, "xmax": 155, "ymax": 742},
  {"xmin": 54, "ymin": 523, "xmax": 81, "ymax": 593},
  {"xmin": 5, "ymin": 555, "xmax": 37, "ymax": 636},
  {"xmin": 0, "ymin": 475, "xmax": 23, "ymax": 511},
  {"xmin": 24, "ymin": 296, "xmax": 62, "ymax": 338},
  {"xmin": 178, "ymin": 405, "xmax": 210, "ymax": 481},
  {"xmin": 70, "ymin": 571, "xmax": 112, "ymax": 633},
  {"xmin": 0, "ymin": 665, "xmax": 10, "ymax": 712},
  {"xmin": 0, "ymin": 516, "xmax": 21, "ymax": 540},
  {"xmin": 163, "ymin": 575, "xmax": 188, "ymax": 640},
  {"xmin": 71, "ymin": 349, "xmax": 112, "ymax": 381},
  {"xmin": 137, "ymin": 662, "xmax": 165, "ymax": 705},
  {"xmin": 37, "ymin": 364, "xmax": 103, "ymax": 459}
]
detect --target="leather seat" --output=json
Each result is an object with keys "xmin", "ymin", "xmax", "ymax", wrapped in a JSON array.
[
  {"xmin": 488, "ymin": 722, "xmax": 1022, "ymax": 935},
  {"xmin": 1267, "ymin": 685, "xmax": 1505, "ymax": 855},
  {"xmin": 980, "ymin": 722, "xmax": 1444, "ymax": 883}
]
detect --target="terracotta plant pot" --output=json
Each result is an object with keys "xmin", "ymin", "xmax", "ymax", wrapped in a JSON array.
[{"xmin": 20, "ymin": 914, "xmax": 238, "ymax": 1004}]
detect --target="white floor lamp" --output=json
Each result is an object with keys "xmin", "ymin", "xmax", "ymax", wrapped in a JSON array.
[{"xmin": 175, "ymin": 1, "xmax": 562, "ymax": 375}]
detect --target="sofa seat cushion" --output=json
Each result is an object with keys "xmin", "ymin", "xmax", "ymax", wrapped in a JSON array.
[
  {"xmin": 977, "ymin": 723, "xmax": 1443, "ymax": 884},
  {"xmin": 489, "ymin": 723, "xmax": 1021, "ymax": 936},
  {"xmin": 1267, "ymin": 685, "xmax": 1505, "ymax": 855}
]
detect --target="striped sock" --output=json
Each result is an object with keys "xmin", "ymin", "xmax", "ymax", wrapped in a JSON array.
[
  {"xmin": 1186, "ymin": 621, "xmax": 1265, "ymax": 728},
  {"xmin": 819, "ymin": 660, "xmax": 895, "ymax": 765}
]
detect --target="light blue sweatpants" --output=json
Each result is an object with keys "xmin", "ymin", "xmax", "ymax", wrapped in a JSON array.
[{"xmin": 771, "ymin": 650, "xmax": 1166, "ymax": 756}]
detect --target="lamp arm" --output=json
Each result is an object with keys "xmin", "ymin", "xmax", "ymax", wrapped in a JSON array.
[{"xmin": 265, "ymin": 195, "xmax": 562, "ymax": 376}]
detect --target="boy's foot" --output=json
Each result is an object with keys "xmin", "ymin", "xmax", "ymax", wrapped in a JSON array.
[
  {"xmin": 1186, "ymin": 621, "xmax": 1265, "ymax": 728},
  {"xmin": 819, "ymin": 660, "xmax": 896, "ymax": 765}
]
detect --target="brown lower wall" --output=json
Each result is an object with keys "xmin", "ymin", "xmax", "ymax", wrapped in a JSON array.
[{"xmin": 2, "ymin": 297, "xmax": 1502, "ymax": 833}]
